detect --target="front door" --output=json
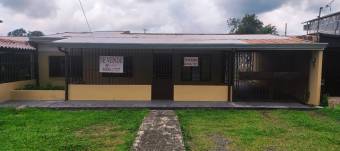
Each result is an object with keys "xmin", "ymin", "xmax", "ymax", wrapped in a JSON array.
[{"xmin": 152, "ymin": 54, "xmax": 173, "ymax": 100}]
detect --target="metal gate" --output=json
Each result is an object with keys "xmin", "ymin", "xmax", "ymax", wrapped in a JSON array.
[
  {"xmin": 233, "ymin": 51, "xmax": 310, "ymax": 101},
  {"xmin": 233, "ymin": 51, "xmax": 269, "ymax": 100}
]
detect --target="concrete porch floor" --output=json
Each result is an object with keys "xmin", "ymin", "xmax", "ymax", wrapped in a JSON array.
[{"xmin": 0, "ymin": 100, "xmax": 320, "ymax": 110}]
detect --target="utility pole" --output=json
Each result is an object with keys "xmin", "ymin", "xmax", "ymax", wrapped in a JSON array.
[
  {"xmin": 317, "ymin": 7, "xmax": 323, "ymax": 34},
  {"xmin": 284, "ymin": 23, "xmax": 287, "ymax": 36}
]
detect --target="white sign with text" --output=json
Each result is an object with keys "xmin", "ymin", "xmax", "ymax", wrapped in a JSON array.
[
  {"xmin": 184, "ymin": 57, "xmax": 199, "ymax": 67},
  {"xmin": 99, "ymin": 56, "xmax": 124, "ymax": 73}
]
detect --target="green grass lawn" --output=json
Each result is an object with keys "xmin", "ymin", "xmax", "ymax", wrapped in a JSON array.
[
  {"xmin": 177, "ymin": 107, "xmax": 340, "ymax": 151},
  {"xmin": 0, "ymin": 108, "xmax": 148, "ymax": 151}
]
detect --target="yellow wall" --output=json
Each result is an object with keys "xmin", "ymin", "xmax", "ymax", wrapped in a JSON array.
[
  {"xmin": 69, "ymin": 84, "xmax": 151, "ymax": 101},
  {"xmin": 11, "ymin": 90, "xmax": 65, "ymax": 101},
  {"xmin": 308, "ymin": 50, "xmax": 323, "ymax": 106},
  {"xmin": 174, "ymin": 85, "xmax": 229, "ymax": 101},
  {"xmin": 0, "ymin": 80, "xmax": 35, "ymax": 102},
  {"xmin": 38, "ymin": 51, "xmax": 65, "ymax": 86}
]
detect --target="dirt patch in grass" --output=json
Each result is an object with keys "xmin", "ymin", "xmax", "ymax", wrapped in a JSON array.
[
  {"xmin": 208, "ymin": 133, "xmax": 229, "ymax": 151},
  {"xmin": 75, "ymin": 123, "xmax": 127, "ymax": 151},
  {"xmin": 261, "ymin": 111, "xmax": 277, "ymax": 121}
]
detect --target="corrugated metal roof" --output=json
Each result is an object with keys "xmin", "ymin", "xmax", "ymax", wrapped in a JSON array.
[
  {"xmin": 0, "ymin": 37, "xmax": 36, "ymax": 50},
  {"xmin": 32, "ymin": 31, "xmax": 327, "ymax": 50},
  {"xmin": 43, "ymin": 31, "xmax": 130, "ymax": 38},
  {"xmin": 50, "ymin": 32, "xmax": 312, "ymax": 44}
]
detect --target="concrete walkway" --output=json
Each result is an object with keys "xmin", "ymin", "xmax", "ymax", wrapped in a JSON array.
[
  {"xmin": 132, "ymin": 110, "xmax": 185, "ymax": 151},
  {"xmin": 0, "ymin": 100, "xmax": 318, "ymax": 109}
]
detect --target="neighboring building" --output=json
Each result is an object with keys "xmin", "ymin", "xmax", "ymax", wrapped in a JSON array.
[
  {"xmin": 29, "ymin": 31, "xmax": 326, "ymax": 105},
  {"xmin": 0, "ymin": 37, "xmax": 36, "ymax": 102},
  {"xmin": 303, "ymin": 11, "xmax": 340, "ymax": 97},
  {"xmin": 304, "ymin": 11, "xmax": 340, "ymax": 35}
]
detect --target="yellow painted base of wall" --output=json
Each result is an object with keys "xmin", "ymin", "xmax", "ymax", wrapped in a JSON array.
[
  {"xmin": 174, "ymin": 85, "xmax": 229, "ymax": 101},
  {"xmin": 11, "ymin": 90, "xmax": 65, "ymax": 101},
  {"xmin": 69, "ymin": 85, "xmax": 151, "ymax": 101},
  {"xmin": 0, "ymin": 80, "xmax": 35, "ymax": 102}
]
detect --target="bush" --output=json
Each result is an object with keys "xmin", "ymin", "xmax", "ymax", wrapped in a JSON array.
[
  {"xmin": 321, "ymin": 94, "xmax": 329, "ymax": 107},
  {"xmin": 20, "ymin": 84, "xmax": 65, "ymax": 90}
]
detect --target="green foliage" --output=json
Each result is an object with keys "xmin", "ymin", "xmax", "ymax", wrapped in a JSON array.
[
  {"xmin": 8, "ymin": 28, "xmax": 27, "ymax": 37},
  {"xmin": 321, "ymin": 94, "xmax": 329, "ymax": 107},
  {"xmin": 27, "ymin": 31, "xmax": 44, "ymax": 37},
  {"xmin": 260, "ymin": 24, "xmax": 278, "ymax": 35},
  {"xmin": 20, "ymin": 84, "xmax": 65, "ymax": 90},
  {"xmin": 0, "ymin": 109, "xmax": 148, "ymax": 151},
  {"xmin": 177, "ymin": 109, "xmax": 340, "ymax": 151},
  {"xmin": 8, "ymin": 28, "xmax": 44, "ymax": 37},
  {"xmin": 227, "ymin": 14, "xmax": 278, "ymax": 35}
]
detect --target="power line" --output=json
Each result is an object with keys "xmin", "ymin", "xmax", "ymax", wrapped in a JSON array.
[{"xmin": 78, "ymin": 0, "xmax": 92, "ymax": 32}]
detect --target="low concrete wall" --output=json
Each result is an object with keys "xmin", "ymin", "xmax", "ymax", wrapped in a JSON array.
[
  {"xmin": 174, "ymin": 85, "xmax": 229, "ymax": 101},
  {"xmin": 69, "ymin": 84, "xmax": 151, "ymax": 101},
  {"xmin": 11, "ymin": 90, "xmax": 65, "ymax": 101},
  {"xmin": 329, "ymin": 97, "xmax": 340, "ymax": 108},
  {"xmin": 0, "ymin": 80, "xmax": 35, "ymax": 102}
]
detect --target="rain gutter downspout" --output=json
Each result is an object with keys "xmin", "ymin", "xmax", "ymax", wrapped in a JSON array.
[{"xmin": 58, "ymin": 47, "xmax": 69, "ymax": 101}]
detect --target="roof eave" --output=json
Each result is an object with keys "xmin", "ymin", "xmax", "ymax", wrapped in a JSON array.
[
  {"xmin": 51, "ymin": 43, "xmax": 328, "ymax": 51},
  {"xmin": 29, "ymin": 36, "xmax": 67, "ymax": 43},
  {"xmin": 0, "ymin": 46, "xmax": 36, "ymax": 51}
]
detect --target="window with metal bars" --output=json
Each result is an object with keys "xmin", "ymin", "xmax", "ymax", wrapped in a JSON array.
[
  {"xmin": 49, "ymin": 56, "xmax": 65, "ymax": 77},
  {"xmin": 181, "ymin": 55, "xmax": 211, "ymax": 81},
  {"xmin": 0, "ymin": 50, "xmax": 34, "ymax": 83},
  {"xmin": 102, "ymin": 56, "xmax": 133, "ymax": 77}
]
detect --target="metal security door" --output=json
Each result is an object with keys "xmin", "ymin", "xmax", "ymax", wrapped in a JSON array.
[{"xmin": 152, "ymin": 54, "xmax": 173, "ymax": 100}]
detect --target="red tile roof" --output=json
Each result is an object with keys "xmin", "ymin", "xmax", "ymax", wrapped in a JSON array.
[{"xmin": 0, "ymin": 37, "xmax": 35, "ymax": 50}]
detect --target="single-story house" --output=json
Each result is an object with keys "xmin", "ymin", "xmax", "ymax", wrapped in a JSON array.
[
  {"xmin": 28, "ymin": 31, "xmax": 327, "ymax": 105},
  {"xmin": 0, "ymin": 37, "xmax": 36, "ymax": 102}
]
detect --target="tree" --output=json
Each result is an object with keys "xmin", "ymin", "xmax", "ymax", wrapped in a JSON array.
[
  {"xmin": 27, "ymin": 31, "xmax": 44, "ymax": 37},
  {"xmin": 260, "ymin": 24, "xmax": 278, "ymax": 35},
  {"xmin": 227, "ymin": 14, "xmax": 278, "ymax": 35},
  {"xmin": 7, "ymin": 28, "xmax": 44, "ymax": 37},
  {"xmin": 8, "ymin": 28, "xmax": 27, "ymax": 37}
]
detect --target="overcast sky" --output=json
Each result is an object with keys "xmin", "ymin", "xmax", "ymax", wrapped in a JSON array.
[{"xmin": 0, "ymin": 0, "xmax": 339, "ymax": 36}]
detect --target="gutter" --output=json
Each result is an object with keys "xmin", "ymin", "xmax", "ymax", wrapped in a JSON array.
[{"xmin": 58, "ymin": 47, "xmax": 69, "ymax": 101}]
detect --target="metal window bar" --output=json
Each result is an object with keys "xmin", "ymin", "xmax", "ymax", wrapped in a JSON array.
[{"xmin": 0, "ymin": 48, "xmax": 34, "ymax": 84}]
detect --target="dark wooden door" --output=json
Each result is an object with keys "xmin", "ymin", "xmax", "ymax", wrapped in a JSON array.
[{"xmin": 152, "ymin": 54, "xmax": 173, "ymax": 100}]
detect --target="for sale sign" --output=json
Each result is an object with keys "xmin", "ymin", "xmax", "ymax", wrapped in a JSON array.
[
  {"xmin": 184, "ymin": 57, "xmax": 199, "ymax": 67},
  {"xmin": 99, "ymin": 56, "xmax": 124, "ymax": 73}
]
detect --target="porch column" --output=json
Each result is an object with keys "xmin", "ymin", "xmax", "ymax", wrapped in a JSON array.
[{"xmin": 308, "ymin": 50, "xmax": 323, "ymax": 106}]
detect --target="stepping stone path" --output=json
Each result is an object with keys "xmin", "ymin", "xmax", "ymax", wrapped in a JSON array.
[{"xmin": 132, "ymin": 110, "xmax": 185, "ymax": 151}]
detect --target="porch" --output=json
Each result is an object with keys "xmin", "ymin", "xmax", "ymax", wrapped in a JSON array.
[
  {"xmin": 60, "ymin": 48, "xmax": 321, "ymax": 105},
  {"xmin": 0, "ymin": 100, "xmax": 318, "ymax": 110}
]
